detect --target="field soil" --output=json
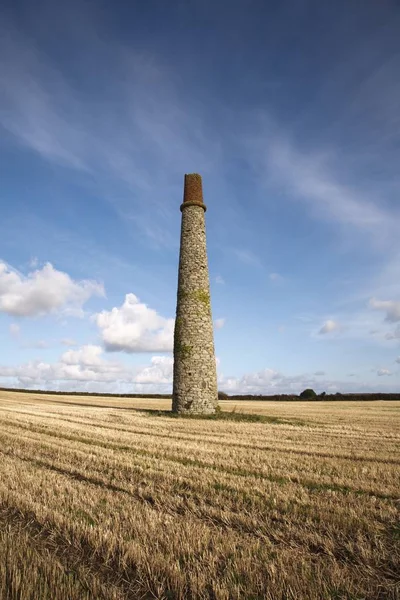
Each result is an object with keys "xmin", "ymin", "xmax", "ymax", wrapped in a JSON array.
[{"xmin": 0, "ymin": 390, "xmax": 399, "ymax": 599}]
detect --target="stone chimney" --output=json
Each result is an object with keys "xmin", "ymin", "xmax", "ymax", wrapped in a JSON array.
[{"xmin": 172, "ymin": 174, "xmax": 218, "ymax": 414}]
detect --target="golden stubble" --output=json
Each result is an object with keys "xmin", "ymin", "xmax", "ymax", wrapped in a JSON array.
[{"xmin": 0, "ymin": 390, "xmax": 399, "ymax": 600}]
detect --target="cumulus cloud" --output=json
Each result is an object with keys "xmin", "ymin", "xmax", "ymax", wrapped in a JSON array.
[
  {"xmin": 218, "ymin": 367, "xmax": 318, "ymax": 395},
  {"xmin": 61, "ymin": 345, "xmax": 105, "ymax": 367},
  {"xmin": 369, "ymin": 298, "xmax": 400, "ymax": 323},
  {"xmin": 1, "ymin": 345, "xmax": 398, "ymax": 395},
  {"xmin": 95, "ymin": 293, "xmax": 174, "ymax": 353},
  {"xmin": 135, "ymin": 356, "xmax": 173, "ymax": 384},
  {"xmin": 377, "ymin": 369, "xmax": 392, "ymax": 376},
  {"xmin": 0, "ymin": 344, "xmax": 173, "ymax": 391},
  {"xmin": 214, "ymin": 318, "xmax": 225, "ymax": 330},
  {"xmin": 318, "ymin": 320, "xmax": 340, "ymax": 335},
  {"xmin": 0, "ymin": 261, "xmax": 104, "ymax": 317},
  {"xmin": 0, "ymin": 345, "xmax": 125, "ymax": 385},
  {"xmin": 240, "ymin": 368, "xmax": 281, "ymax": 388},
  {"xmin": 218, "ymin": 365, "xmax": 399, "ymax": 395}
]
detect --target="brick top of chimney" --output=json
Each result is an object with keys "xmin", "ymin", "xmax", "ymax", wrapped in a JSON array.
[{"xmin": 181, "ymin": 173, "xmax": 207, "ymax": 212}]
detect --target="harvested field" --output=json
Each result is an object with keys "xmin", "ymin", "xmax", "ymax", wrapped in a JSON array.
[{"xmin": 0, "ymin": 390, "xmax": 399, "ymax": 599}]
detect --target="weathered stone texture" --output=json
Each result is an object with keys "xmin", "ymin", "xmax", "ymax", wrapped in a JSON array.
[{"xmin": 172, "ymin": 174, "xmax": 218, "ymax": 414}]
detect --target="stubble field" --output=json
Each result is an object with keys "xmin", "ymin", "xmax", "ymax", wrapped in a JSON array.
[{"xmin": 0, "ymin": 390, "xmax": 399, "ymax": 599}]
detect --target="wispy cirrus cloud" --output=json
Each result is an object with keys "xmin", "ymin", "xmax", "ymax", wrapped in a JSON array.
[
  {"xmin": 246, "ymin": 34, "xmax": 400, "ymax": 249},
  {"xmin": 256, "ymin": 128, "xmax": 398, "ymax": 245},
  {"xmin": 0, "ymin": 21, "xmax": 223, "ymax": 245}
]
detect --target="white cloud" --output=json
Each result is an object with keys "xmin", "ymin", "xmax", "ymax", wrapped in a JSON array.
[
  {"xmin": 1, "ymin": 346, "xmax": 398, "ymax": 395},
  {"xmin": 396, "ymin": 357, "xmax": 400, "ymax": 364},
  {"xmin": 135, "ymin": 356, "xmax": 173, "ymax": 384},
  {"xmin": 0, "ymin": 345, "xmax": 122, "ymax": 385},
  {"xmin": 240, "ymin": 368, "xmax": 281, "ymax": 388},
  {"xmin": 218, "ymin": 368, "xmax": 316, "ymax": 395},
  {"xmin": 369, "ymin": 298, "xmax": 400, "ymax": 323},
  {"xmin": 61, "ymin": 345, "xmax": 104, "ymax": 367},
  {"xmin": 318, "ymin": 320, "xmax": 340, "ymax": 335},
  {"xmin": 377, "ymin": 368, "xmax": 392, "ymax": 376},
  {"xmin": 215, "ymin": 275, "xmax": 225, "ymax": 285},
  {"xmin": 314, "ymin": 371, "xmax": 325, "ymax": 376},
  {"xmin": 218, "ymin": 365, "xmax": 399, "ymax": 395},
  {"xmin": 9, "ymin": 323, "xmax": 20, "ymax": 337},
  {"xmin": 95, "ymin": 293, "xmax": 174, "ymax": 353},
  {"xmin": 214, "ymin": 318, "xmax": 225, "ymax": 329},
  {"xmin": 0, "ymin": 344, "xmax": 173, "ymax": 390},
  {"xmin": 0, "ymin": 261, "xmax": 104, "ymax": 317}
]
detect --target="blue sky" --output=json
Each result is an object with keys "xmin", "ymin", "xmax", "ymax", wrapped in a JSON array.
[{"xmin": 1, "ymin": 0, "xmax": 400, "ymax": 394}]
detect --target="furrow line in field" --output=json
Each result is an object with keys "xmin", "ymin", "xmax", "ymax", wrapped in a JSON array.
[
  {"xmin": 1, "ymin": 418, "xmax": 398, "ymax": 502},
  {"xmin": 1, "ymin": 407, "xmax": 398, "ymax": 447},
  {"xmin": 0, "ymin": 416, "xmax": 397, "ymax": 468},
  {"xmin": 2, "ymin": 432, "xmax": 395, "ymax": 537},
  {"xmin": 0, "ymin": 422, "xmax": 397, "ymax": 502},
  {"xmin": 1, "ymin": 451, "xmax": 397, "ymax": 571},
  {"xmin": 0, "ymin": 503, "xmax": 154, "ymax": 600},
  {"xmin": 1, "ymin": 432, "xmax": 395, "ymax": 524}
]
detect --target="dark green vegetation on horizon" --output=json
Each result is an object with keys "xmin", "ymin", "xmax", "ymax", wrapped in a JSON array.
[{"xmin": 1, "ymin": 386, "xmax": 399, "ymax": 401}]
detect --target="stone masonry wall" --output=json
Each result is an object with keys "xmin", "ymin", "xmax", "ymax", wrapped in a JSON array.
[{"xmin": 172, "ymin": 175, "xmax": 218, "ymax": 414}]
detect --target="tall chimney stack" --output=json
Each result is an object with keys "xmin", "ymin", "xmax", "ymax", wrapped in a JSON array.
[{"xmin": 172, "ymin": 174, "xmax": 218, "ymax": 414}]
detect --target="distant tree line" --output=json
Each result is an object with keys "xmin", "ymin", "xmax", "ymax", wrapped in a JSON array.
[
  {"xmin": 1, "ymin": 386, "xmax": 399, "ymax": 401},
  {"xmin": 218, "ymin": 390, "xmax": 400, "ymax": 401},
  {"xmin": 0, "ymin": 387, "xmax": 171, "ymax": 399}
]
